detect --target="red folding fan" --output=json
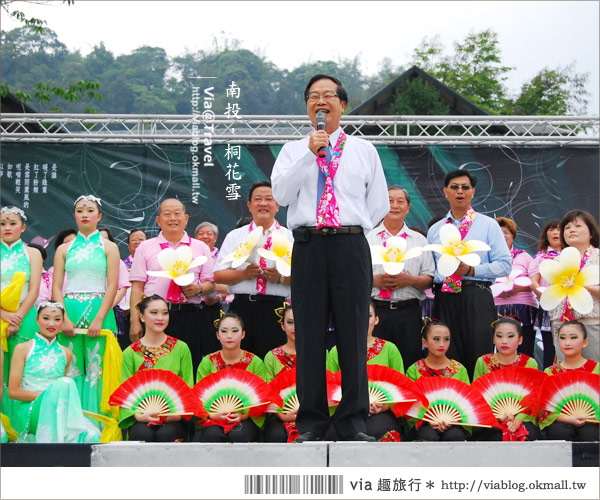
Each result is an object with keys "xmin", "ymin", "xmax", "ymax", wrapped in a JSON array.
[
  {"xmin": 534, "ymin": 371, "xmax": 599, "ymax": 423},
  {"xmin": 471, "ymin": 367, "xmax": 548, "ymax": 420},
  {"xmin": 109, "ymin": 369, "xmax": 202, "ymax": 419},
  {"xmin": 267, "ymin": 368, "xmax": 340, "ymax": 413},
  {"xmin": 406, "ymin": 377, "xmax": 500, "ymax": 428},
  {"xmin": 193, "ymin": 369, "xmax": 280, "ymax": 417}
]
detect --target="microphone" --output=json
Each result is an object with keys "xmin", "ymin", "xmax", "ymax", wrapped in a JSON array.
[{"xmin": 316, "ymin": 111, "xmax": 327, "ymax": 158}]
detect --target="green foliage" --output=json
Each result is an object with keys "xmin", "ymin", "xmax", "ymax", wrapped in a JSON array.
[
  {"xmin": 411, "ymin": 30, "xmax": 513, "ymax": 114},
  {"xmin": 503, "ymin": 65, "xmax": 590, "ymax": 115},
  {"xmin": 392, "ymin": 78, "xmax": 450, "ymax": 115}
]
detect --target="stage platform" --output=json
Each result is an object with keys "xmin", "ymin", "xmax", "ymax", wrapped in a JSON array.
[{"xmin": 1, "ymin": 441, "xmax": 597, "ymax": 467}]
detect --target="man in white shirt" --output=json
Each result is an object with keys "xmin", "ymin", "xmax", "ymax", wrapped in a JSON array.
[
  {"xmin": 272, "ymin": 74, "xmax": 389, "ymax": 442},
  {"xmin": 367, "ymin": 186, "xmax": 434, "ymax": 368},
  {"xmin": 213, "ymin": 181, "xmax": 292, "ymax": 359}
]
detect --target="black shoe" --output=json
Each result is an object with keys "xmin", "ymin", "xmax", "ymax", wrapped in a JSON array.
[
  {"xmin": 294, "ymin": 431, "xmax": 322, "ymax": 443},
  {"xmin": 348, "ymin": 432, "xmax": 376, "ymax": 442}
]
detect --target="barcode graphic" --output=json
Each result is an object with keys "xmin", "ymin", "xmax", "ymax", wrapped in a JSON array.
[{"xmin": 244, "ymin": 474, "xmax": 343, "ymax": 495}]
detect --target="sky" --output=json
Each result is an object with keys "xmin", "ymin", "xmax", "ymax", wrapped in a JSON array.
[{"xmin": 1, "ymin": 0, "xmax": 599, "ymax": 112}]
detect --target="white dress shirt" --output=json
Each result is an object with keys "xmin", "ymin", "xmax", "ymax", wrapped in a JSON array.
[
  {"xmin": 214, "ymin": 221, "xmax": 293, "ymax": 296},
  {"xmin": 271, "ymin": 127, "xmax": 390, "ymax": 231},
  {"xmin": 366, "ymin": 223, "xmax": 435, "ymax": 301}
]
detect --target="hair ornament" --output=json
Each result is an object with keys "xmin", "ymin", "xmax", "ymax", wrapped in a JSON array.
[
  {"xmin": 491, "ymin": 314, "xmax": 521, "ymax": 328},
  {"xmin": 1, "ymin": 206, "xmax": 27, "ymax": 221},
  {"xmin": 74, "ymin": 195, "xmax": 102, "ymax": 207},
  {"xmin": 421, "ymin": 316, "xmax": 439, "ymax": 334},
  {"xmin": 38, "ymin": 300, "xmax": 65, "ymax": 312},
  {"xmin": 213, "ymin": 309, "xmax": 226, "ymax": 329},
  {"xmin": 274, "ymin": 300, "xmax": 292, "ymax": 324}
]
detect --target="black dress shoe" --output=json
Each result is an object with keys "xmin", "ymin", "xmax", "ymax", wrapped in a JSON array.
[
  {"xmin": 348, "ymin": 432, "xmax": 376, "ymax": 442},
  {"xmin": 294, "ymin": 431, "xmax": 322, "ymax": 443}
]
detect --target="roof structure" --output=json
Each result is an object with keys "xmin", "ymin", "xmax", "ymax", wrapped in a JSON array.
[{"xmin": 349, "ymin": 65, "xmax": 490, "ymax": 116}]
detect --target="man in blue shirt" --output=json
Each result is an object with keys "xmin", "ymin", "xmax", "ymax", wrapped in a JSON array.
[{"xmin": 427, "ymin": 169, "xmax": 511, "ymax": 376}]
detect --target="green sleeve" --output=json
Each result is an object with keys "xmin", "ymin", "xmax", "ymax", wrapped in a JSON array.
[
  {"xmin": 472, "ymin": 357, "xmax": 486, "ymax": 381},
  {"xmin": 248, "ymin": 355, "xmax": 267, "ymax": 381},
  {"xmin": 176, "ymin": 341, "xmax": 194, "ymax": 387},
  {"xmin": 543, "ymin": 367, "xmax": 552, "ymax": 375},
  {"xmin": 405, "ymin": 363, "xmax": 420, "ymax": 382},
  {"xmin": 593, "ymin": 362, "xmax": 599, "ymax": 374},
  {"xmin": 525, "ymin": 357, "xmax": 538, "ymax": 370},
  {"xmin": 263, "ymin": 351, "xmax": 279, "ymax": 382},
  {"xmin": 196, "ymin": 355, "xmax": 215, "ymax": 383},
  {"xmin": 455, "ymin": 365, "xmax": 470, "ymax": 384},
  {"xmin": 387, "ymin": 342, "xmax": 405, "ymax": 374},
  {"xmin": 121, "ymin": 347, "xmax": 137, "ymax": 382},
  {"xmin": 326, "ymin": 346, "xmax": 340, "ymax": 372}
]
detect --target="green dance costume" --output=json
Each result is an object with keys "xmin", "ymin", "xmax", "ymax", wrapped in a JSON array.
[
  {"xmin": 264, "ymin": 346, "xmax": 296, "ymax": 382},
  {"xmin": 326, "ymin": 337, "xmax": 405, "ymax": 374},
  {"xmin": 473, "ymin": 353, "xmax": 537, "ymax": 381},
  {"xmin": 1, "ymin": 240, "xmax": 38, "ymax": 421},
  {"xmin": 119, "ymin": 336, "xmax": 193, "ymax": 429},
  {"xmin": 58, "ymin": 231, "xmax": 117, "ymax": 427},
  {"xmin": 12, "ymin": 333, "xmax": 100, "ymax": 442}
]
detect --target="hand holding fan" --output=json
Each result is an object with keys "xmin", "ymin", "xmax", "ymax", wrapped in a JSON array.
[
  {"xmin": 471, "ymin": 367, "xmax": 548, "ymax": 420},
  {"xmin": 109, "ymin": 369, "xmax": 201, "ymax": 420},
  {"xmin": 366, "ymin": 365, "xmax": 428, "ymax": 416},
  {"xmin": 535, "ymin": 371, "xmax": 599, "ymax": 423},
  {"xmin": 406, "ymin": 377, "xmax": 499, "ymax": 429},
  {"xmin": 193, "ymin": 369, "xmax": 279, "ymax": 417}
]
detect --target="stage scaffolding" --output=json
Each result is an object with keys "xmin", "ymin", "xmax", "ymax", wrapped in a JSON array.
[{"xmin": 1, "ymin": 114, "xmax": 598, "ymax": 146}]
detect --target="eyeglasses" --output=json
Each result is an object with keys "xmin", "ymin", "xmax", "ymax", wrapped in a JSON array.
[
  {"xmin": 307, "ymin": 92, "xmax": 339, "ymax": 103},
  {"xmin": 448, "ymin": 184, "xmax": 473, "ymax": 191}
]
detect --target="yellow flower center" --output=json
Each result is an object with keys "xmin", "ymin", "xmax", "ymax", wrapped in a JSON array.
[
  {"xmin": 452, "ymin": 241, "xmax": 466, "ymax": 256},
  {"xmin": 387, "ymin": 249, "xmax": 402, "ymax": 262},
  {"xmin": 560, "ymin": 273, "xmax": 576, "ymax": 289},
  {"xmin": 172, "ymin": 260, "xmax": 186, "ymax": 275}
]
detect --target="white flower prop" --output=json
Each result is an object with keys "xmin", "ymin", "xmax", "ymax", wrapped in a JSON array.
[
  {"xmin": 424, "ymin": 224, "xmax": 491, "ymax": 277},
  {"xmin": 147, "ymin": 246, "xmax": 207, "ymax": 286},
  {"xmin": 490, "ymin": 269, "xmax": 533, "ymax": 298},
  {"xmin": 222, "ymin": 226, "xmax": 263, "ymax": 268},
  {"xmin": 539, "ymin": 246, "xmax": 599, "ymax": 314},
  {"xmin": 370, "ymin": 237, "xmax": 423, "ymax": 275},
  {"xmin": 257, "ymin": 229, "xmax": 293, "ymax": 277}
]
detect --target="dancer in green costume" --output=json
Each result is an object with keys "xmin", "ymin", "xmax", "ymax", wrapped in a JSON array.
[
  {"xmin": 8, "ymin": 301, "xmax": 100, "ymax": 442},
  {"xmin": 52, "ymin": 195, "xmax": 120, "ymax": 428},
  {"xmin": 1, "ymin": 206, "xmax": 43, "ymax": 422}
]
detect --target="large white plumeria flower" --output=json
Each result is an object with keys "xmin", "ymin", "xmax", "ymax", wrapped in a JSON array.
[
  {"xmin": 222, "ymin": 226, "xmax": 263, "ymax": 268},
  {"xmin": 424, "ymin": 224, "xmax": 491, "ymax": 277},
  {"xmin": 257, "ymin": 229, "xmax": 293, "ymax": 277},
  {"xmin": 147, "ymin": 246, "xmax": 207, "ymax": 286},
  {"xmin": 370, "ymin": 237, "xmax": 423, "ymax": 275},
  {"xmin": 539, "ymin": 246, "xmax": 599, "ymax": 314},
  {"xmin": 490, "ymin": 269, "xmax": 533, "ymax": 298}
]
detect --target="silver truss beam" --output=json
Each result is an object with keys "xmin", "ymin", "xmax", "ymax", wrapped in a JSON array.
[{"xmin": 1, "ymin": 114, "xmax": 598, "ymax": 145}]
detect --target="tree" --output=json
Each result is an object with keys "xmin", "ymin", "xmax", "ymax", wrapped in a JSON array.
[
  {"xmin": 392, "ymin": 78, "xmax": 450, "ymax": 115},
  {"xmin": 1, "ymin": 1, "xmax": 102, "ymax": 113},
  {"xmin": 503, "ymin": 64, "xmax": 590, "ymax": 115},
  {"xmin": 411, "ymin": 30, "xmax": 513, "ymax": 114}
]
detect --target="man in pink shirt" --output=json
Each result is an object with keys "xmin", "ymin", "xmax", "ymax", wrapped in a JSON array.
[{"xmin": 129, "ymin": 199, "xmax": 215, "ymax": 370}]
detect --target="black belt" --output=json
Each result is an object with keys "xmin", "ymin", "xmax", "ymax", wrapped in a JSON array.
[
  {"xmin": 305, "ymin": 225, "xmax": 363, "ymax": 235},
  {"xmin": 373, "ymin": 298, "xmax": 420, "ymax": 310},
  {"xmin": 167, "ymin": 302, "xmax": 204, "ymax": 311},
  {"xmin": 433, "ymin": 280, "xmax": 492, "ymax": 294},
  {"xmin": 234, "ymin": 293, "xmax": 287, "ymax": 303}
]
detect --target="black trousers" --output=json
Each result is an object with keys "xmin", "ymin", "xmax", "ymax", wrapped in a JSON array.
[
  {"xmin": 127, "ymin": 421, "xmax": 187, "ymax": 442},
  {"xmin": 201, "ymin": 302, "xmax": 225, "ymax": 357},
  {"xmin": 292, "ymin": 232, "xmax": 371, "ymax": 439},
  {"xmin": 373, "ymin": 302, "xmax": 424, "ymax": 369},
  {"xmin": 415, "ymin": 422, "xmax": 469, "ymax": 441},
  {"xmin": 434, "ymin": 283, "xmax": 496, "ymax": 378},
  {"xmin": 544, "ymin": 422, "xmax": 599, "ymax": 442},
  {"xmin": 164, "ymin": 306, "xmax": 214, "ymax": 374},
  {"xmin": 192, "ymin": 420, "xmax": 260, "ymax": 442},
  {"xmin": 229, "ymin": 295, "xmax": 288, "ymax": 359}
]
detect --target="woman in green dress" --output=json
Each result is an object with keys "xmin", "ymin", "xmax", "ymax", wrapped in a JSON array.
[
  {"xmin": 193, "ymin": 312, "xmax": 266, "ymax": 442},
  {"xmin": 8, "ymin": 301, "xmax": 100, "ymax": 442},
  {"xmin": 1, "ymin": 206, "xmax": 43, "ymax": 422},
  {"xmin": 119, "ymin": 295, "xmax": 193, "ymax": 442},
  {"xmin": 52, "ymin": 195, "xmax": 120, "ymax": 425}
]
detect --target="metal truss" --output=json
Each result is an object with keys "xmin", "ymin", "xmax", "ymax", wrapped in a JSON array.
[{"xmin": 1, "ymin": 114, "xmax": 598, "ymax": 145}]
